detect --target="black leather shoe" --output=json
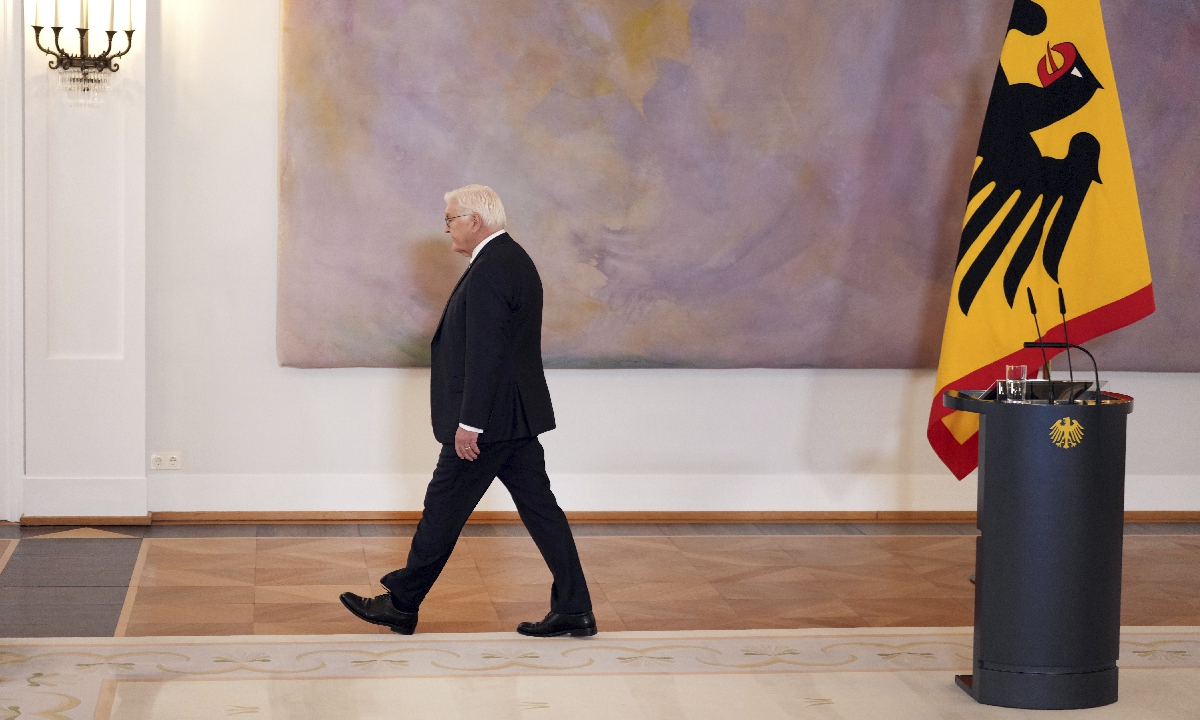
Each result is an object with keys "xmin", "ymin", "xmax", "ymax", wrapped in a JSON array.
[
  {"xmin": 340, "ymin": 592, "xmax": 418, "ymax": 635},
  {"xmin": 517, "ymin": 611, "xmax": 597, "ymax": 638}
]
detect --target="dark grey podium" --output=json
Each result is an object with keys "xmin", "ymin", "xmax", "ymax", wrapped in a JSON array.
[{"xmin": 943, "ymin": 389, "xmax": 1132, "ymax": 710}]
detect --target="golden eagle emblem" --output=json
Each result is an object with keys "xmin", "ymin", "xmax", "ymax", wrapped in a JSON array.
[{"xmin": 1049, "ymin": 417, "xmax": 1084, "ymax": 448}]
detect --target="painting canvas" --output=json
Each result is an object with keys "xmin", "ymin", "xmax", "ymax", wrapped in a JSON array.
[{"xmin": 278, "ymin": 0, "xmax": 1200, "ymax": 370}]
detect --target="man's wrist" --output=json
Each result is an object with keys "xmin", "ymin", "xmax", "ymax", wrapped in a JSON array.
[{"xmin": 459, "ymin": 423, "xmax": 483, "ymax": 433}]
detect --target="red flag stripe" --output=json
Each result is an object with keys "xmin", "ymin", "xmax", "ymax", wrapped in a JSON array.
[{"xmin": 928, "ymin": 283, "xmax": 1154, "ymax": 479}]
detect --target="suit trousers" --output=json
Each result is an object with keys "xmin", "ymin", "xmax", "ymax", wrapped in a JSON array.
[{"xmin": 381, "ymin": 437, "xmax": 592, "ymax": 614}]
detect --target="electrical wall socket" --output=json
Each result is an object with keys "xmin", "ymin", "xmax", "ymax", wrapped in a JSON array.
[{"xmin": 150, "ymin": 452, "xmax": 182, "ymax": 470}]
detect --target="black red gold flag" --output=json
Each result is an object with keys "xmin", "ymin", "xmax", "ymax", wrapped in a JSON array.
[{"xmin": 929, "ymin": 0, "xmax": 1154, "ymax": 479}]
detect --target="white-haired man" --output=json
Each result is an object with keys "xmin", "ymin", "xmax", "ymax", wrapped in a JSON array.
[{"xmin": 341, "ymin": 185, "xmax": 596, "ymax": 637}]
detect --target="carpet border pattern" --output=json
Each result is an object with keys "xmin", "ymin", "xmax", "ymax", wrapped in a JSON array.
[{"xmin": 2, "ymin": 627, "xmax": 1198, "ymax": 719}]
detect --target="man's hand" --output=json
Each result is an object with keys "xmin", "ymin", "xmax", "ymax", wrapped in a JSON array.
[{"xmin": 455, "ymin": 426, "xmax": 480, "ymax": 461}]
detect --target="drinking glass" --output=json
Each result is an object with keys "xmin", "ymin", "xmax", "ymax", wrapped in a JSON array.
[{"xmin": 1004, "ymin": 364, "xmax": 1027, "ymax": 403}]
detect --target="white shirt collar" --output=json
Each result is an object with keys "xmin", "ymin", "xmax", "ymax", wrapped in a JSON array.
[{"xmin": 470, "ymin": 229, "xmax": 506, "ymax": 264}]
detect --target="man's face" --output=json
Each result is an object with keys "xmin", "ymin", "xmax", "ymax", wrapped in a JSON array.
[{"xmin": 445, "ymin": 199, "xmax": 478, "ymax": 257}]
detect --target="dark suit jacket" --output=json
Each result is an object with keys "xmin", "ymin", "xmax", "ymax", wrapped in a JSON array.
[{"xmin": 429, "ymin": 233, "xmax": 556, "ymax": 444}]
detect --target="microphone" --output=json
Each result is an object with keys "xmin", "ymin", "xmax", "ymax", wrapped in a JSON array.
[
  {"xmin": 1027, "ymin": 287, "xmax": 1054, "ymax": 404},
  {"xmin": 1058, "ymin": 288, "xmax": 1076, "ymax": 403},
  {"xmin": 1023, "ymin": 341, "xmax": 1104, "ymax": 405}
]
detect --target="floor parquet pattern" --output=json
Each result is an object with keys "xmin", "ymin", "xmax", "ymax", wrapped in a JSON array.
[{"xmin": 121, "ymin": 533, "xmax": 1200, "ymax": 637}]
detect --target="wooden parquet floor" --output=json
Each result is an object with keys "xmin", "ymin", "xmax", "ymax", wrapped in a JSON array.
[{"xmin": 118, "ymin": 532, "xmax": 1200, "ymax": 636}]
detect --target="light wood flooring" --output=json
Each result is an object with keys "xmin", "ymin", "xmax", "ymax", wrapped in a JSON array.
[{"xmin": 117, "ymin": 532, "xmax": 1200, "ymax": 637}]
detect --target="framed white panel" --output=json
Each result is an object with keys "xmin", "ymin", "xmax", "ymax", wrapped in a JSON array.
[
  {"xmin": 46, "ymin": 93, "xmax": 125, "ymax": 358},
  {"xmin": 23, "ymin": 0, "xmax": 145, "ymax": 515}
]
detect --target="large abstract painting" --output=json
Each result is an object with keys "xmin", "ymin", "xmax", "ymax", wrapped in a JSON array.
[{"xmin": 278, "ymin": 0, "xmax": 1200, "ymax": 370}]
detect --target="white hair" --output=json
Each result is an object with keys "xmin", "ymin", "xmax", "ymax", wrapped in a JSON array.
[{"xmin": 444, "ymin": 184, "xmax": 506, "ymax": 230}]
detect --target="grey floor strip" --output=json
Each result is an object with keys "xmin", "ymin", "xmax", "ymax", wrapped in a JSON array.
[{"xmin": 0, "ymin": 538, "xmax": 142, "ymax": 638}]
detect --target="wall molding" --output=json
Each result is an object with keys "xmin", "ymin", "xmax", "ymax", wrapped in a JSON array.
[{"xmin": 1, "ymin": 0, "xmax": 26, "ymax": 523}]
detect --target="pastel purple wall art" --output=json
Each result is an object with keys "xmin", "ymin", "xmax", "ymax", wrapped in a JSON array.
[{"xmin": 278, "ymin": 0, "xmax": 1200, "ymax": 370}]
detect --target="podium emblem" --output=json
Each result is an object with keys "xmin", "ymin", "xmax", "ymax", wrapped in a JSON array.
[{"xmin": 1050, "ymin": 418, "xmax": 1085, "ymax": 448}]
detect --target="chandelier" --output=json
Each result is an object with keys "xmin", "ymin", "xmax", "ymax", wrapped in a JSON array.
[{"xmin": 31, "ymin": 0, "xmax": 136, "ymax": 103}]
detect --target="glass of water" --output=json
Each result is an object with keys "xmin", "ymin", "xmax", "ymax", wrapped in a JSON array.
[{"xmin": 1002, "ymin": 364, "xmax": 1027, "ymax": 403}]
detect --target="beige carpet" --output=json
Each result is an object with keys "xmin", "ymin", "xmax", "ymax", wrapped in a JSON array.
[{"xmin": 2, "ymin": 627, "xmax": 1198, "ymax": 719}]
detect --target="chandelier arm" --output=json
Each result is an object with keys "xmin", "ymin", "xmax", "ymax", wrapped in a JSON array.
[
  {"xmin": 109, "ymin": 30, "xmax": 135, "ymax": 61},
  {"xmin": 32, "ymin": 26, "xmax": 53, "ymax": 56},
  {"xmin": 50, "ymin": 26, "xmax": 67, "ymax": 60},
  {"xmin": 100, "ymin": 30, "xmax": 116, "ymax": 59},
  {"xmin": 31, "ymin": 26, "xmax": 63, "ymax": 69},
  {"xmin": 49, "ymin": 26, "xmax": 72, "ymax": 69}
]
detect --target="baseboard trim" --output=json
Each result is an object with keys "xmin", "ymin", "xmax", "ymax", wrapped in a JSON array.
[
  {"xmin": 20, "ymin": 514, "xmax": 152, "ymax": 526},
  {"xmin": 152, "ymin": 510, "xmax": 426, "ymax": 525},
  {"xmin": 17, "ymin": 510, "xmax": 1200, "ymax": 527},
  {"xmin": 1125, "ymin": 511, "xmax": 1200, "ymax": 523},
  {"xmin": 148, "ymin": 510, "xmax": 984, "ymax": 524}
]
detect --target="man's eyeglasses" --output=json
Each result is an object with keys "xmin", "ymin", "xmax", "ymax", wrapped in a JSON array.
[{"xmin": 445, "ymin": 213, "xmax": 473, "ymax": 227}]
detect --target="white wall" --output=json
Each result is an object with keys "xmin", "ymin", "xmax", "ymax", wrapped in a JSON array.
[
  {"xmin": 1, "ymin": 0, "xmax": 1191, "ymax": 520},
  {"xmin": 129, "ymin": 0, "xmax": 1200, "ymax": 516}
]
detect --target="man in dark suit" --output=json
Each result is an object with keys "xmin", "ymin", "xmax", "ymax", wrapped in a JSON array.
[{"xmin": 341, "ymin": 185, "xmax": 595, "ymax": 637}]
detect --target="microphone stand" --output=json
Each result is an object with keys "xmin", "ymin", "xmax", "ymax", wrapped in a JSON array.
[
  {"xmin": 1026, "ymin": 288, "xmax": 1054, "ymax": 405},
  {"xmin": 1023, "ymin": 342, "xmax": 1103, "ymax": 405},
  {"xmin": 1058, "ymin": 288, "xmax": 1077, "ymax": 403}
]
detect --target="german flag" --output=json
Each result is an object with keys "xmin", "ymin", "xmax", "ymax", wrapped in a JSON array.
[{"xmin": 928, "ymin": 0, "xmax": 1154, "ymax": 479}]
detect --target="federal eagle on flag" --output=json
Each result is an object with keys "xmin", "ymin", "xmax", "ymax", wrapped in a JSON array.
[{"xmin": 929, "ymin": 0, "xmax": 1155, "ymax": 480}]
